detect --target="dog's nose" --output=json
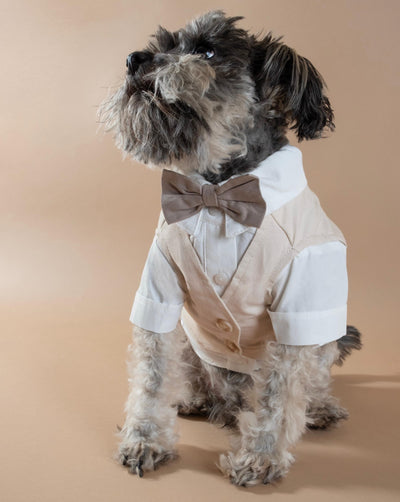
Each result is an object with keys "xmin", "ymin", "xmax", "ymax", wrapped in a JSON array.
[{"xmin": 126, "ymin": 51, "xmax": 153, "ymax": 73}]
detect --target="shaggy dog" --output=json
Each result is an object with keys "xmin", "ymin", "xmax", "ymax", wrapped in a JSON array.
[{"xmin": 99, "ymin": 11, "xmax": 361, "ymax": 486}]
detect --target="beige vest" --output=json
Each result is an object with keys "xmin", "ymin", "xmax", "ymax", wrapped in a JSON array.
[{"xmin": 156, "ymin": 186, "xmax": 346, "ymax": 373}]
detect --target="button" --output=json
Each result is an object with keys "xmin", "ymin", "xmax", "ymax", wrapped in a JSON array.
[
  {"xmin": 225, "ymin": 340, "xmax": 240, "ymax": 353},
  {"xmin": 207, "ymin": 207, "xmax": 220, "ymax": 217},
  {"xmin": 215, "ymin": 318, "xmax": 233, "ymax": 332},
  {"xmin": 213, "ymin": 272, "xmax": 228, "ymax": 286}
]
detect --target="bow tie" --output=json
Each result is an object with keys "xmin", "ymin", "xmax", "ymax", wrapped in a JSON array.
[{"xmin": 161, "ymin": 169, "xmax": 267, "ymax": 228}]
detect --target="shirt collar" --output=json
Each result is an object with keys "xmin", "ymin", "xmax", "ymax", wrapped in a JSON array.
[{"xmin": 175, "ymin": 144, "xmax": 307, "ymax": 238}]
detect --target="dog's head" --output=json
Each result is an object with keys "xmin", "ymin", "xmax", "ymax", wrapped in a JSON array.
[{"xmin": 100, "ymin": 11, "xmax": 334, "ymax": 182}]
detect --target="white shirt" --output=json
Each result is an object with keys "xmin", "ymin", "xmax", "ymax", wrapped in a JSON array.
[{"xmin": 130, "ymin": 145, "xmax": 348, "ymax": 345}]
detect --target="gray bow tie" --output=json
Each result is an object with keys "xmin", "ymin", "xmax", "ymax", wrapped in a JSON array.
[{"xmin": 161, "ymin": 169, "xmax": 266, "ymax": 228}]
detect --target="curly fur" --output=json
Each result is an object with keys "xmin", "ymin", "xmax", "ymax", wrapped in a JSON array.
[
  {"xmin": 99, "ymin": 10, "xmax": 334, "ymax": 182},
  {"xmin": 99, "ymin": 10, "xmax": 361, "ymax": 487}
]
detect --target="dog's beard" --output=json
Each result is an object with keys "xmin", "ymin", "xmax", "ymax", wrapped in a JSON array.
[
  {"xmin": 99, "ymin": 73, "xmax": 207, "ymax": 165},
  {"xmin": 99, "ymin": 54, "xmax": 255, "ymax": 173}
]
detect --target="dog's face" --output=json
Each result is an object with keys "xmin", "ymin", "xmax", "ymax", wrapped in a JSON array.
[{"xmin": 100, "ymin": 11, "xmax": 334, "ymax": 182}]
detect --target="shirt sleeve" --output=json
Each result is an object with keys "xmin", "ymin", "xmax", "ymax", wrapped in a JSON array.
[
  {"xmin": 268, "ymin": 241, "xmax": 348, "ymax": 346},
  {"xmin": 129, "ymin": 236, "xmax": 186, "ymax": 333}
]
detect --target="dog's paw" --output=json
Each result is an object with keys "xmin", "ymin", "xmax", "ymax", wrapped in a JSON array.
[
  {"xmin": 118, "ymin": 441, "xmax": 177, "ymax": 477},
  {"xmin": 307, "ymin": 404, "xmax": 349, "ymax": 430},
  {"xmin": 177, "ymin": 401, "xmax": 211, "ymax": 417},
  {"xmin": 218, "ymin": 450, "xmax": 288, "ymax": 487}
]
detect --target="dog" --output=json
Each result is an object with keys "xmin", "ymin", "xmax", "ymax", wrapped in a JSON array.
[{"xmin": 99, "ymin": 10, "xmax": 361, "ymax": 487}]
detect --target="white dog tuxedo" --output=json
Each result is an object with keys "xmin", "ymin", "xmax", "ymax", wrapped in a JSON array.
[{"xmin": 130, "ymin": 145, "xmax": 348, "ymax": 374}]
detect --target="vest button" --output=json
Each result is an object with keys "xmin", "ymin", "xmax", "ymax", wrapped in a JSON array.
[
  {"xmin": 225, "ymin": 340, "xmax": 240, "ymax": 353},
  {"xmin": 216, "ymin": 319, "xmax": 233, "ymax": 332},
  {"xmin": 213, "ymin": 272, "xmax": 228, "ymax": 286}
]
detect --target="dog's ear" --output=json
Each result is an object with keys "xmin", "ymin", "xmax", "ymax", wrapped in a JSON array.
[{"xmin": 251, "ymin": 34, "xmax": 334, "ymax": 141}]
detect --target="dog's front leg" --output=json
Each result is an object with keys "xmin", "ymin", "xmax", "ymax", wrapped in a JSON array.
[
  {"xmin": 219, "ymin": 344, "xmax": 310, "ymax": 486},
  {"xmin": 118, "ymin": 327, "xmax": 179, "ymax": 476}
]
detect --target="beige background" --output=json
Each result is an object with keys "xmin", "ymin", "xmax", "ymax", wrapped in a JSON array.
[{"xmin": 1, "ymin": 0, "xmax": 399, "ymax": 501}]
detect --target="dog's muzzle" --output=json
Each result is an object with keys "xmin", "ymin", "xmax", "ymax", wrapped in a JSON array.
[{"xmin": 126, "ymin": 51, "xmax": 153, "ymax": 74}]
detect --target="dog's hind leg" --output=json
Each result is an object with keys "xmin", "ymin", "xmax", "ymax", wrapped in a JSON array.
[
  {"xmin": 305, "ymin": 341, "xmax": 349, "ymax": 429},
  {"xmin": 175, "ymin": 339, "xmax": 214, "ymax": 418},
  {"xmin": 176, "ymin": 340, "xmax": 253, "ymax": 428},
  {"xmin": 177, "ymin": 339, "xmax": 254, "ymax": 426}
]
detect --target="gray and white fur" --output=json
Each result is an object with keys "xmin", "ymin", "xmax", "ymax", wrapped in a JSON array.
[{"xmin": 99, "ymin": 11, "xmax": 361, "ymax": 486}]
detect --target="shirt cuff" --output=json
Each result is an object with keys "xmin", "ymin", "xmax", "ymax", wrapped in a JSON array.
[
  {"xmin": 268, "ymin": 305, "xmax": 347, "ymax": 346},
  {"xmin": 129, "ymin": 292, "xmax": 183, "ymax": 333}
]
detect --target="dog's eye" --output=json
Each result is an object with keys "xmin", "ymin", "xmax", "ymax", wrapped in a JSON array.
[{"xmin": 194, "ymin": 46, "xmax": 215, "ymax": 59}]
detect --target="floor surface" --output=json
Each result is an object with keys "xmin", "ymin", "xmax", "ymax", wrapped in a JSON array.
[{"xmin": 2, "ymin": 318, "xmax": 399, "ymax": 502}]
